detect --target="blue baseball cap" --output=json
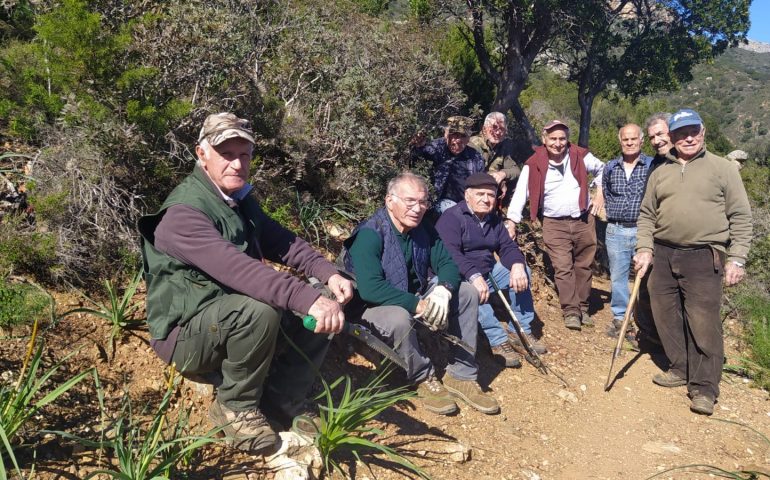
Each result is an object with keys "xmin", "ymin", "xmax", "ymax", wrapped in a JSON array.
[{"xmin": 668, "ymin": 109, "xmax": 703, "ymax": 132}]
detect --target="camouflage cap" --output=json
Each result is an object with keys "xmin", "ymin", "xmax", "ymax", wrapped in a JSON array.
[
  {"xmin": 198, "ymin": 112, "xmax": 255, "ymax": 146},
  {"xmin": 446, "ymin": 116, "xmax": 474, "ymax": 136}
]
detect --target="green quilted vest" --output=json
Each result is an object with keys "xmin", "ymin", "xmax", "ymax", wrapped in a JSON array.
[{"xmin": 138, "ymin": 166, "xmax": 263, "ymax": 339}]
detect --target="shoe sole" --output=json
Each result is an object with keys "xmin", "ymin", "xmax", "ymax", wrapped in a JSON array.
[
  {"xmin": 420, "ymin": 400, "xmax": 458, "ymax": 415},
  {"xmin": 443, "ymin": 383, "xmax": 500, "ymax": 415},
  {"xmin": 690, "ymin": 402, "xmax": 714, "ymax": 415}
]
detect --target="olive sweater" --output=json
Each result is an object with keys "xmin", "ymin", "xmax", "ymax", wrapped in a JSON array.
[{"xmin": 636, "ymin": 147, "xmax": 752, "ymax": 263}]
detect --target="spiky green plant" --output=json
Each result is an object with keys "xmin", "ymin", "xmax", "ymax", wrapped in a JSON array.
[
  {"xmin": 60, "ymin": 270, "xmax": 144, "ymax": 359},
  {"xmin": 53, "ymin": 367, "xmax": 224, "ymax": 480},
  {"xmin": 0, "ymin": 317, "xmax": 94, "ymax": 480},
  {"xmin": 311, "ymin": 368, "xmax": 429, "ymax": 479}
]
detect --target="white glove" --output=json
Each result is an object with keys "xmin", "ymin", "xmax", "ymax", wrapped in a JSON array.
[{"xmin": 418, "ymin": 285, "xmax": 452, "ymax": 331}]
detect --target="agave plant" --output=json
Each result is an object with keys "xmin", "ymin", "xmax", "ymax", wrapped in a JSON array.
[
  {"xmin": 60, "ymin": 270, "xmax": 145, "ymax": 360},
  {"xmin": 0, "ymin": 317, "xmax": 94, "ymax": 480},
  {"xmin": 52, "ymin": 367, "xmax": 224, "ymax": 480}
]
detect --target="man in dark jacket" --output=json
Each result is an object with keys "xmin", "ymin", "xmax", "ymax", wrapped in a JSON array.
[
  {"xmin": 436, "ymin": 173, "xmax": 546, "ymax": 369},
  {"xmin": 411, "ymin": 116, "xmax": 486, "ymax": 213},
  {"xmin": 138, "ymin": 112, "xmax": 354, "ymax": 454},
  {"xmin": 343, "ymin": 172, "xmax": 499, "ymax": 416}
]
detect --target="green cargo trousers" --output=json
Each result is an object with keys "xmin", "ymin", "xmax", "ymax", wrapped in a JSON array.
[{"xmin": 171, "ymin": 293, "xmax": 329, "ymax": 413}]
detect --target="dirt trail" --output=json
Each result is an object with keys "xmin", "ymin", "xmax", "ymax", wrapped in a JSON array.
[{"xmin": 4, "ymin": 277, "xmax": 770, "ymax": 479}]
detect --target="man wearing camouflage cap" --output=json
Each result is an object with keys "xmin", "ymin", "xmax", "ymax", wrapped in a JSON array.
[
  {"xmin": 411, "ymin": 115, "xmax": 485, "ymax": 213},
  {"xmin": 139, "ymin": 112, "xmax": 354, "ymax": 454},
  {"xmin": 634, "ymin": 108, "xmax": 752, "ymax": 416}
]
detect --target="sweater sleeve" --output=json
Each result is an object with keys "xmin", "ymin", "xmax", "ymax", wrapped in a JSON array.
[
  {"xmin": 635, "ymin": 170, "xmax": 659, "ymax": 253},
  {"xmin": 724, "ymin": 166, "xmax": 753, "ymax": 262},
  {"xmin": 496, "ymin": 222, "xmax": 526, "ymax": 270},
  {"xmin": 347, "ymin": 228, "xmax": 420, "ymax": 312},
  {"xmin": 429, "ymin": 234, "xmax": 461, "ymax": 292},
  {"xmin": 154, "ymin": 205, "xmax": 321, "ymax": 314},
  {"xmin": 507, "ymin": 165, "xmax": 530, "ymax": 223},
  {"xmin": 255, "ymin": 208, "xmax": 339, "ymax": 283},
  {"xmin": 434, "ymin": 212, "xmax": 482, "ymax": 281}
]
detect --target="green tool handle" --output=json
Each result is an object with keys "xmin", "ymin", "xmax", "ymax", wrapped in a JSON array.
[{"xmin": 302, "ymin": 315, "xmax": 317, "ymax": 331}]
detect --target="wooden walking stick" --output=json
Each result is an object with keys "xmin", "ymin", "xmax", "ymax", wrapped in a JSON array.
[{"xmin": 604, "ymin": 272, "xmax": 644, "ymax": 391}]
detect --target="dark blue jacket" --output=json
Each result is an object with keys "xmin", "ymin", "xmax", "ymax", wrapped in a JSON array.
[
  {"xmin": 435, "ymin": 201, "xmax": 525, "ymax": 280},
  {"xmin": 412, "ymin": 138, "xmax": 485, "ymax": 203},
  {"xmin": 343, "ymin": 207, "xmax": 430, "ymax": 293}
]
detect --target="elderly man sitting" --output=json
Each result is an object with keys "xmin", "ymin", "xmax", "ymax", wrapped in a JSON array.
[
  {"xmin": 436, "ymin": 172, "xmax": 546, "ymax": 368},
  {"xmin": 342, "ymin": 172, "xmax": 498, "ymax": 416},
  {"xmin": 139, "ymin": 112, "xmax": 354, "ymax": 454}
]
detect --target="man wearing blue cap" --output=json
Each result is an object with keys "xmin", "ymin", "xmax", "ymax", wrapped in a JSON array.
[{"xmin": 634, "ymin": 108, "xmax": 752, "ymax": 416}]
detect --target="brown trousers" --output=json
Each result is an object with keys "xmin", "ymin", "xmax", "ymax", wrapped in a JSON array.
[
  {"xmin": 541, "ymin": 214, "xmax": 597, "ymax": 317},
  {"xmin": 648, "ymin": 243, "xmax": 724, "ymax": 400}
]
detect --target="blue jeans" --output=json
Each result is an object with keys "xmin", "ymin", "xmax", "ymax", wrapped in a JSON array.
[
  {"xmin": 478, "ymin": 262, "xmax": 535, "ymax": 347},
  {"xmin": 606, "ymin": 223, "xmax": 637, "ymax": 321}
]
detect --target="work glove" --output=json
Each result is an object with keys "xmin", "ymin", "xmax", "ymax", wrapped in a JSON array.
[{"xmin": 417, "ymin": 285, "xmax": 452, "ymax": 331}]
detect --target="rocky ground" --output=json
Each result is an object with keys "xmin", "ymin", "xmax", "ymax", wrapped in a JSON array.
[{"xmin": 2, "ymin": 275, "xmax": 770, "ymax": 479}]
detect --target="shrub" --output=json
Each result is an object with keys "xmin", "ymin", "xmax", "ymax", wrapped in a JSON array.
[{"xmin": 0, "ymin": 278, "xmax": 51, "ymax": 330}]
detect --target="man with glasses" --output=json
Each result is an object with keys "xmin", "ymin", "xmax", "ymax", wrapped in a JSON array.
[
  {"xmin": 411, "ymin": 116, "xmax": 485, "ymax": 213},
  {"xmin": 634, "ymin": 108, "xmax": 752, "ymax": 416},
  {"xmin": 139, "ymin": 112, "xmax": 354, "ymax": 454},
  {"xmin": 342, "ymin": 172, "xmax": 499, "ymax": 416}
]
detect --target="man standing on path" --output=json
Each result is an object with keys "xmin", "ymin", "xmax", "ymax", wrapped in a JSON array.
[
  {"xmin": 634, "ymin": 108, "xmax": 752, "ymax": 416},
  {"xmin": 602, "ymin": 124, "xmax": 653, "ymax": 342},
  {"xmin": 343, "ymin": 172, "xmax": 499, "ymax": 416},
  {"xmin": 469, "ymin": 112, "xmax": 524, "ymax": 204},
  {"xmin": 139, "ymin": 112, "xmax": 354, "ymax": 454},
  {"xmin": 436, "ymin": 172, "xmax": 546, "ymax": 369},
  {"xmin": 507, "ymin": 120, "xmax": 605, "ymax": 331},
  {"xmin": 411, "ymin": 116, "xmax": 485, "ymax": 213}
]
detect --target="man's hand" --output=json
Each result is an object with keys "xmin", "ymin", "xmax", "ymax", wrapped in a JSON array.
[
  {"xmin": 415, "ymin": 285, "xmax": 452, "ymax": 331},
  {"xmin": 589, "ymin": 188, "xmax": 605, "ymax": 216},
  {"xmin": 409, "ymin": 131, "xmax": 427, "ymax": 148},
  {"xmin": 491, "ymin": 170, "xmax": 507, "ymax": 184},
  {"xmin": 509, "ymin": 263, "xmax": 528, "ymax": 293},
  {"xmin": 503, "ymin": 219, "xmax": 517, "ymax": 241},
  {"xmin": 634, "ymin": 251, "xmax": 653, "ymax": 278},
  {"xmin": 472, "ymin": 276, "xmax": 489, "ymax": 304},
  {"xmin": 307, "ymin": 296, "xmax": 345, "ymax": 334},
  {"xmin": 327, "ymin": 273, "xmax": 354, "ymax": 304},
  {"xmin": 724, "ymin": 262, "xmax": 745, "ymax": 286}
]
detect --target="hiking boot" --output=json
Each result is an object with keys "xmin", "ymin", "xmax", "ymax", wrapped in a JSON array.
[
  {"xmin": 508, "ymin": 333, "xmax": 548, "ymax": 355},
  {"xmin": 564, "ymin": 314, "xmax": 582, "ymax": 331},
  {"xmin": 607, "ymin": 319, "xmax": 638, "ymax": 349},
  {"xmin": 580, "ymin": 311, "xmax": 595, "ymax": 327},
  {"xmin": 690, "ymin": 394, "xmax": 715, "ymax": 416},
  {"xmin": 442, "ymin": 375, "xmax": 500, "ymax": 415},
  {"xmin": 209, "ymin": 399, "xmax": 278, "ymax": 454},
  {"xmin": 652, "ymin": 370, "xmax": 687, "ymax": 388},
  {"xmin": 491, "ymin": 342, "xmax": 522, "ymax": 368},
  {"xmin": 416, "ymin": 375, "xmax": 458, "ymax": 415}
]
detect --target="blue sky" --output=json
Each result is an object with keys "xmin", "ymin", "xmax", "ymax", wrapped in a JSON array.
[{"xmin": 749, "ymin": 2, "xmax": 770, "ymax": 43}]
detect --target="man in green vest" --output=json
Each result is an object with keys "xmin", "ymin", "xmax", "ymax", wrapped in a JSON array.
[{"xmin": 138, "ymin": 112, "xmax": 354, "ymax": 455}]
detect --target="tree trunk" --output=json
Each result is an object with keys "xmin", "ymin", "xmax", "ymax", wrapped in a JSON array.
[
  {"xmin": 577, "ymin": 90, "xmax": 595, "ymax": 148},
  {"xmin": 492, "ymin": 85, "xmax": 538, "ymax": 146}
]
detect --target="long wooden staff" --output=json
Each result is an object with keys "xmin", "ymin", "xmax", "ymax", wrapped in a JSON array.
[{"xmin": 604, "ymin": 272, "xmax": 643, "ymax": 391}]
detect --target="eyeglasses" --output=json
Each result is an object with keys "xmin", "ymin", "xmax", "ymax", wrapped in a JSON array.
[{"xmin": 390, "ymin": 194, "xmax": 431, "ymax": 210}]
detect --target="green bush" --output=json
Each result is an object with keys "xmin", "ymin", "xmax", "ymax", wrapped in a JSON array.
[
  {"xmin": 0, "ymin": 279, "xmax": 51, "ymax": 330},
  {"xmin": 0, "ymin": 215, "xmax": 57, "ymax": 277}
]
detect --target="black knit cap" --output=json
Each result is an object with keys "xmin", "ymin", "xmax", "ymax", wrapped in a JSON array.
[{"xmin": 464, "ymin": 172, "xmax": 498, "ymax": 190}]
